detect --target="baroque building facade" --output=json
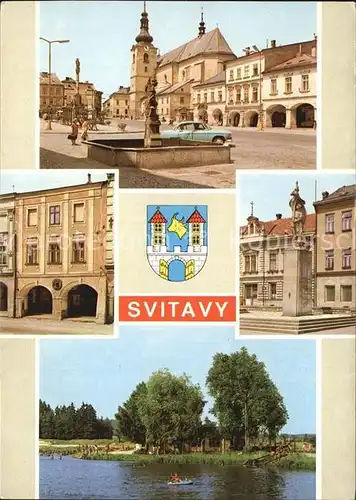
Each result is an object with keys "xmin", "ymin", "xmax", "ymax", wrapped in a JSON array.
[
  {"xmin": 239, "ymin": 209, "xmax": 316, "ymax": 307},
  {"xmin": 124, "ymin": 4, "xmax": 317, "ymax": 127},
  {"xmin": 0, "ymin": 194, "xmax": 15, "ymax": 317},
  {"xmin": 0, "ymin": 175, "xmax": 114, "ymax": 324},
  {"xmin": 314, "ymin": 185, "xmax": 356, "ymax": 311}
]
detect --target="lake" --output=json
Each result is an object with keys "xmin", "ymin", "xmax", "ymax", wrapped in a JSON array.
[{"xmin": 40, "ymin": 456, "xmax": 316, "ymax": 499}]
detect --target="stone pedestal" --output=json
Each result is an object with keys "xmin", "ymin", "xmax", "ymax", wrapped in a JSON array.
[{"xmin": 283, "ymin": 248, "xmax": 312, "ymax": 317}]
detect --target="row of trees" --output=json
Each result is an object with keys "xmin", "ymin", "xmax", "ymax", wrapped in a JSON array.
[
  {"xmin": 40, "ymin": 401, "xmax": 113, "ymax": 440},
  {"xmin": 116, "ymin": 347, "xmax": 289, "ymax": 452}
]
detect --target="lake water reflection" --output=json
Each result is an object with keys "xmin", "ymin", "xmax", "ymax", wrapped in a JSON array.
[{"xmin": 40, "ymin": 456, "xmax": 316, "ymax": 499}]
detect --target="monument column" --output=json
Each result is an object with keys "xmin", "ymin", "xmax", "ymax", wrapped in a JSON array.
[{"xmin": 282, "ymin": 182, "xmax": 313, "ymax": 317}]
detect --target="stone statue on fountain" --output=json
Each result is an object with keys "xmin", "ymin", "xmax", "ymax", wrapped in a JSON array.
[{"xmin": 144, "ymin": 65, "xmax": 162, "ymax": 147}]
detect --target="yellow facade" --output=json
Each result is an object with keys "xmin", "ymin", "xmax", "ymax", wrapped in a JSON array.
[{"xmin": 314, "ymin": 186, "xmax": 356, "ymax": 310}]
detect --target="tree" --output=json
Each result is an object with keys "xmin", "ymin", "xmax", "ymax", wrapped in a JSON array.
[
  {"xmin": 115, "ymin": 382, "xmax": 147, "ymax": 444},
  {"xmin": 75, "ymin": 403, "xmax": 98, "ymax": 439},
  {"xmin": 138, "ymin": 369, "xmax": 205, "ymax": 453},
  {"xmin": 206, "ymin": 347, "xmax": 288, "ymax": 450},
  {"xmin": 39, "ymin": 400, "xmax": 55, "ymax": 440}
]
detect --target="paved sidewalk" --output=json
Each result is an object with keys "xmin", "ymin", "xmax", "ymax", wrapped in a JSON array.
[{"xmin": 0, "ymin": 317, "xmax": 114, "ymax": 335}]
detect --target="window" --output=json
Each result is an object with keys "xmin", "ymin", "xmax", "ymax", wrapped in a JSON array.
[
  {"xmin": 269, "ymin": 252, "xmax": 277, "ymax": 271},
  {"xmin": 285, "ymin": 77, "xmax": 292, "ymax": 93},
  {"xmin": 197, "ymin": 93, "xmax": 201, "ymax": 103},
  {"xmin": 49, "ymin": 205, "xmax": 60, "ymax": 225},
  {"xmin": 236, "ymin": 68, "xmax": 241, "ymax": 79},
  {"xmin": 72, "ymin": 233, "xmax": 85, "ymax": 263},
  {"xmin": 133, "ymin": 54, "xmax": 135, "ymax": 64},
  {"xmin": 210, "ymin": 91, "xmax": 215, "ymax": 102},
  {"xmin": 180, "ymin": 96, "xmax": 184, "ymax": 104},
  {"xmin": 236, "ymin": 87, "xmax": 241, "ymax": 102},
  {"xmin": 27, "ymin": 208, "xmax": 38, "ymax": 227},
  {"xmin": 218, "ymin": 91, "xmax": 223, "ymax": 102},
  {"xmin": 192, "ymin": 223, "xmax": 201, "ymax": 245},
  {"xmin": 0, "ymin": 233, "xmax": 8, "ymax": 266},
  {"xmin": 48, "ymin": 238, "xmax": 61, "ymax": 264},
  {"xmin": 301, "ymin": 74, "xmax": 309, "ymax": 91},
  {"xmin": 270, "ymin": 79, "xmax": 277, "ymax": 94},
  {"xmin": 203, "ymin": 92, "xmax": 207, "ymax": 102},
  {"xmin": 26, "ymin": 237, "xmax": 38, "ymax": 265},
  {"xmin": 325, "ymin": 250, "xmax": 334, "ymax": 270},
  {"xmin": 342, "ymin": 248, "xmax": 352, "ymax": 269},
  {"xmin": 243, "ymin": 86, "xmax": 249, "ymax": 102},
  {"xmin": 341, "ymin": 285, "xmax": 352, "ymax": 302},
  {"xmin": 74, "ymin": 203, "xmax": 85, "ymax": 222},
  {"xmin": 270, "ymin": 283, "xmax": 277, "ymax": 299},
  {"xmin": 325, "ymin": 285, "xmax": 335, "ymax": 302},
  {"xmin": 325, "ymin": 213, "xmax": 334, "ymax": 233},
  {"xmin": 245, "ymin": 254, "xmax": 257, "ymax": 273},
  {"xmin": 342, "ymin": 211, "xmax": 352, "ymax": 231},
  {"xmin": 245, "ymin": 283, "xmax": 258, "ymax": 299},
  {"xmin": 143, "ymin": 53, "xmax": 149, "ymax": 63},
  {"xmin": 244, "ymin": 65, "xmax": 250, "ymax": 77},
  {"xmin": 229, "ymin": 69, "xmax": 234, "ymax": 81},
  {"xmin": 252, "ymin": 63, "xmax": 258, "ymax": 76},
  {"xmin": 252, "ymin": 86, "xmax": 258, "ymax": 102},
  {"xmin": 228, "ymin": 90, "xmax": 233, "ymax": 104},
  {"xmin": 154, "ymin": 234, "xmax": 162, "ymax": 245},
  {"xmin": 144, "ymin": 66, "xmax": 148, "ymax": 72},
  {"xmin": 166, "ymin": 108, "xmax": 168, "ymax": 114}
]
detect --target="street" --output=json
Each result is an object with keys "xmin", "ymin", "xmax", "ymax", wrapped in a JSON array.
[
  {"xmin": 0, "ymin": 317, "xmax": 114, "ymax": 335},
  {"xmin": 40, "ymin": 120, "xmax": 316, "ymax": 188}
]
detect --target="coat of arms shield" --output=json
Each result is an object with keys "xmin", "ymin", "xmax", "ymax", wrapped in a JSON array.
[{"xmin": 146, "ymin": 205, "xmax": 208, "ymax": 282}]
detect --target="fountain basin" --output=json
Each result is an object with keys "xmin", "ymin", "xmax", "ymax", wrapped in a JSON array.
[{"xmin": 86, "ymin": 138, "xmax": 234, "ymax": 169}]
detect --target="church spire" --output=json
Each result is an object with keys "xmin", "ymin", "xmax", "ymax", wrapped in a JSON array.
[
  {"xmin": 198, "ymin": 6, "xmax": 206, "ymax": 37},
  {"xmin": 135, "ymin": 1, "xmax": 153, "ymax": 44}
]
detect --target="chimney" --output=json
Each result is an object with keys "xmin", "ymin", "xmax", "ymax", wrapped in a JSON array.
[
  {"xmin": 87, "ymin": 173, "xmax": 92, "ymax": 184},
  {"xmin": 311, "ymin": 46, "xmax": 316, "ymax": 58},
  {"xmin": 322, "ymin": 191, "xmax": 329, "ymax": 200},
  {"xmin": 244, "ymin": 46, "xmax": 251, "ymax": 56},
  {"xmin": 271, "ymin": 40, "xmax": 276, "ymax": 49},
  {"xmin": 276, "ymin": 213, "xmax": 282, "ymax": 220}
]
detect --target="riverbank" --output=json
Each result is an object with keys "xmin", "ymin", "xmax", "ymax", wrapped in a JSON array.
[{"xmin": 39, "ymin": 447, "xmax": 315, "ymax": 471}]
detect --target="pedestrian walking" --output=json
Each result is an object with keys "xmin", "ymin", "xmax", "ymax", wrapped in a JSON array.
[
  {"xmin": 81, "ymin": 119, "xmax": 89, "ymax": 142},
  {"xmin": 68, "ymin": 121, "xmax": 79, "ymax": 145}
]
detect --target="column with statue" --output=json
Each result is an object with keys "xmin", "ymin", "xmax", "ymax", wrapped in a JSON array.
[{"xmin": 282, "ymin": 182, "xmax": 313, "ymax": 317}]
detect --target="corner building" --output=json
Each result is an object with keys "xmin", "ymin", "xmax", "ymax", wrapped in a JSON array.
[{"xmin": 12, "ymin": 175, "xmax": 114, "ymax": 324}]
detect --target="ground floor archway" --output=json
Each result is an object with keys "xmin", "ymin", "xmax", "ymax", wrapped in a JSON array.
[
  {"xmin": 27, "ymin": 286, "xmax": 53, "ymax": 315},
  {"xmin": 168, "ymin": 259, "xmax": 186, "ymax": 282},
  {"xmin": 230, "ymin": 112, "xmax": 240, "ymax": 127},
  {"xmin": 212, "ymin": 108, "xmax": 223, "ymax": 125},
  {"xmin": 245, "ymin": 111, "xmax": 259, "ymax": 127},
  {"xmin": 295, "ymin": 103, "xmax": 315, "ymax": 128},
  {"xmin": 67, "ymin": 284, "xmax": 98, "ymax": 318},
  {"xmin": 0, "ymin": 282, "xmax": 8, "ymax": 312}
]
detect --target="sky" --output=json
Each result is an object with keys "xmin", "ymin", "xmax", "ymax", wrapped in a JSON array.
[
  {"xmin": 40, "ymin": 327, "xmax": 316, "ymax": 434},
  {"xmin": 39, "ymin": 1, "xmax": 317, "ymax": 100},
  {"xmin": 238, "ymin": 171, "xmax": 356, "ymax": 225},
  {"xmin": 0, "ymin": 170, "xmax": 109, "ymax": 195}
]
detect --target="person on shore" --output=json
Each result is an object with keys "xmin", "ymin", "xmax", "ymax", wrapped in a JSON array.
[{"xmin": 68, "ymin": 121, "xmax": 79, "ymax": 145}]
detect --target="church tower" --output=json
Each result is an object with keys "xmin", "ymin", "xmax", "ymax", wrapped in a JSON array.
[{"xmin": 129, "ymin": 2, "xmax": 158, "ymax": 119}]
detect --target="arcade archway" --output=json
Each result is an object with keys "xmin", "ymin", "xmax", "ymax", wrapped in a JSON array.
[
  {"xmin": 67, "ymin": 284, "xmax": 98, "ymax": 318},
  {"xmin": 245, "ymin": 111, "xmax": 259, "ymax": 127},
  {"xmin": 27, "ymin": 286, "xmax": 53, "ymax": 315},
  {"xmin": 295, "ymin": 103, "xmax": 315, "ymax": 128},
  {"xmin": 0, "ymin": 282, "xmax": 8, "ymax": 312}
]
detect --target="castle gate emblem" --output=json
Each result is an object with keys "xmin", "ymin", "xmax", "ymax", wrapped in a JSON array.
[{"xmin": 146, "ymin": 205, "xmax": 208, "ymax": 282}]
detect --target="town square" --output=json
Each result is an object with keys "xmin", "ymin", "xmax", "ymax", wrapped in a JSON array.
[{"xmin": 39, "ymin": 1, "xmax": 317, "ymax": 187}]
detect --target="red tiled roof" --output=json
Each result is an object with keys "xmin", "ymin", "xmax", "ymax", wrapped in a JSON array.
[
  {"xmin": 241, "ymin": 213, "xmax": 316, "ymax": 236},
  {"xmin": 149, "ymin": 209, "xmax": 167, "ymax": 224},
  {"xmin": 187, "ymin": 209, "xmax": 206, "ymax": 223}
]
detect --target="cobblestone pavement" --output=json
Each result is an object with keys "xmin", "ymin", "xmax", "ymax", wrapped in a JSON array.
[
  {"xmin": 40, "ymin": 120, "xmax": 316, "ymax": 188},
  {"xmin": 0, "ymin": 317, "xmax": 114, "ymax": 335}
]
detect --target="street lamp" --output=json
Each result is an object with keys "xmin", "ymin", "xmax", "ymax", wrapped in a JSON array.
[
  {"xmin": 40, "ymin": 37, "xmax": 70, "ymax": 130},
  {"xmin": 252, "ymin": 45, "xmax": 263, "ymax": 131}
]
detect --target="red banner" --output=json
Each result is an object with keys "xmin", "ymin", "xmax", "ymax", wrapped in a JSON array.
[{"xmin": 119, "ymin": 296, "xmax": 236, "ymax": 322}]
